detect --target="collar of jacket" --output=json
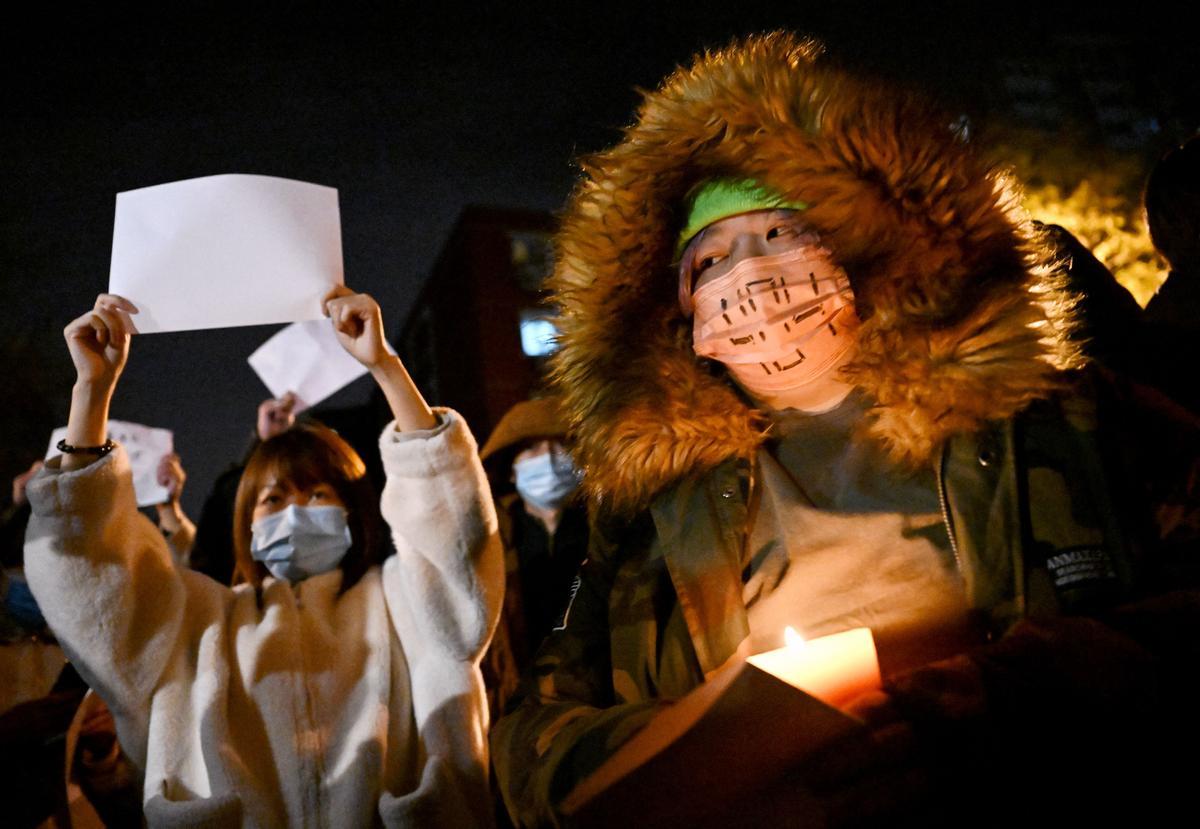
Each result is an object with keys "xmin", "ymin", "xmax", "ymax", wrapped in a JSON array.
[
  {"xmin": 549, "ymin": 32, "xmax": 1084, "ymax": 516},
  {"xmin": 649, "ymin": 457, "xmax": 751, "ymax": 676}
]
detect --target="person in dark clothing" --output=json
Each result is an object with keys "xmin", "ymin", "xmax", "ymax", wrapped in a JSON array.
[
  {"xmin": 1141, "ymin": 134, "xmax": 1200, "ymax": 413},
  {"xmin": 479, "ymin": 396, "xmax": 589, "ymax": 719},
  {"xmin": 1, "ymin": 460, "xmax": 43, "ymax": 640},
  {"xmin": 1037, "ymin": 221, "xmax": 1144, "ymax": 375}
]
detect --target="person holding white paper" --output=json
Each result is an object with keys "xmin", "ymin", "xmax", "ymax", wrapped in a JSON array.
[{"xmin": 25, "ymin": 288, "xmax": 503, "ymax": 827}]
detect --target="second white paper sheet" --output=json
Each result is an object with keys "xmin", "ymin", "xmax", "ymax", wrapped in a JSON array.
[
  {"xmin": 46, "ymin": 421, "xmax": 174, "ymax": 507},
  {"xmin": 247, "ymin": 319, "xmax": 379, "ymax": 412},
  {"xmin": 109, "ymin": 174, "xmax": 343, "ymax": 333}
]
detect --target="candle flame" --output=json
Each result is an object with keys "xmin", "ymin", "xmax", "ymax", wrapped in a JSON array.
[{"xmin": 784, "ymin": 626, "xmax": 806, "ymax": 650}]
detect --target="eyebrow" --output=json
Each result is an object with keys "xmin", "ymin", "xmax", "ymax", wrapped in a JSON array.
[{"xmin": 691, "ymin": 225, "xmax": 723, "ymax": 255}]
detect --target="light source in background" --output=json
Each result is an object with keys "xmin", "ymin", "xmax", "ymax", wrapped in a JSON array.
[
  {"xmin": 988, "ymin": 127, "xmax": 1167, "ymax": 307},
  {"xmin": 519, "ymin": 310, "xmax": 560, "ymax": 358}
]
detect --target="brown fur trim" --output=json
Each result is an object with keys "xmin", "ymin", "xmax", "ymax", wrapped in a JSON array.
[{"xmin": 549, "ymin": 33, "xmax": 1083, "ymax": 514}]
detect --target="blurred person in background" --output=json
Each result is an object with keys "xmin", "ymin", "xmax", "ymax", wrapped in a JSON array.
[
  {"xmin": 479, "ymin": 396, "xmax": 588, "ymax": 720},
  {"xmin": 1142, "ymin": 134, "xmax": 1200, "ymax": 414}
]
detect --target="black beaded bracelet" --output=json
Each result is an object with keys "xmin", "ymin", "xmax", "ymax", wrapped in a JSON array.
[{"xmin": 56, "ymin": 438, "xmax": 116, "ymax": 456}]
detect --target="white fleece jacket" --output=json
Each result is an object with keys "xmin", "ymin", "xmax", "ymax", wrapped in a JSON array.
[{"xmin": 25, "ymin": 410, "xmax": 504, "ymax": 828}]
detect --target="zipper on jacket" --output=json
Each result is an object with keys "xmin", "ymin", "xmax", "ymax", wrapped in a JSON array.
[
  {"xmin": 294, "ymin": 591, "xmax": 329, "ymax": 828},
  {"xmin": 935, "ymin": 444, "xmax": 964, "ymax": 577}
]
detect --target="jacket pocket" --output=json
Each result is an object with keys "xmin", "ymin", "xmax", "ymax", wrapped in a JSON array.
[{"xmin": 378, "ymin": 757, "xmax": 488, "ymax": 828}]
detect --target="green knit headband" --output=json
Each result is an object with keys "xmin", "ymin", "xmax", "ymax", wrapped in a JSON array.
[{"xmin": 675, "ymin": 178, "xmax": 808, "ymax": 258}]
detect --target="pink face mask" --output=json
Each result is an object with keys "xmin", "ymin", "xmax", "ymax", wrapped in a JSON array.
[{"xmin": 690, "ymin": 244, "xmax": 856, "ymax": 411}]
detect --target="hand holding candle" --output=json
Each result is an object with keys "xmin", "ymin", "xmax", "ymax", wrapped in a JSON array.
[{"xmin": 747, "ymin": 627, "xmax": 882, "ymax": 711}]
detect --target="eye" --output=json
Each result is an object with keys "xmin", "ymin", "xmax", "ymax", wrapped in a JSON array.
[
  {"xmin": 693, "ymin": 252, "xmax": 724, "ymax": 276},
  {"xmin": 310, "ymin": 487, "xmax": 335, "ymax": 503},
  {"xmin": 765, "ymin": 223, "xmax": 795, "ymax": 241},
  {"xmin": 258, "ymin": 492, "xmax": 282, "ymax": 507}
]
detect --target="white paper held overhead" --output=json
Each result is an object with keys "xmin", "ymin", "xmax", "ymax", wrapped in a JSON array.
[{"xmin": 109, "ymin": 174, "xmax": 343, "ymax": 333}]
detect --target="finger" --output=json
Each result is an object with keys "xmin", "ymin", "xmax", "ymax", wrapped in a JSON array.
[
  {"xmin": 327, "ymin": 304, "xmax": 346, "ymax": 331},
  {"xmin": 87, "ymin": 314, "xmax": 109, "ymax": 347},
  {"xmin": 321, "ymin": 285, "xmax": 353, "ymax": 315},
  {"xmin": 332, "ymin": 304, "xmax": 360, "ymax": 335},
  {"xmin": 339, "ymin": 293, "xmax": 373, "ymax": 313},
  {"xmin": 91, "ymin": 305, "xmax": 123, "ymax": 337},
  {"xmin": 110, "ymin": 307, "xmax": 138, "ymax": 340},
  {"xmin": 92, "ymin": 306, "xmax": 129, "ymax": 343},
  {"xmin": 95, "ymin": 294, "xmax": 139, "ymax": 314},
  {"xmin": 64, "ymin": 309, "xmax": 100, "ymax": 339},
  {"xmin": 351, "ymin": 297, "xmax": 378, "ymax": 323},
  {"xmin": 111, "ymin": 307, "xmax": 140, "ymax": 335},
  {"xmin": 843, "ymin": 690, "xmax": 900, "ymax": 727},
  {"xmin": 323, "ymin": 296, "xmax": 347, "ymax": 320},
  {"xmin": 279, "ymin": 391, "xmax": 297, "ymax": 411}
]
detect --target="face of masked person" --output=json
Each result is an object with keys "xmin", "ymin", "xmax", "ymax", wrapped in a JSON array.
[
  {"xmin": 250, "ymin": 478, "xmax": 351, "ymax": 582},
  {"xmin": 513, "ymin": 440, "xmax": 581, "ymax": 512},
  {"xmin": 250, "ymin": 504, "xmax": 353, "ymax": 583},
  {"xmin": 682, "ymin": 210, "xmax": 857, "ymax": 413}
]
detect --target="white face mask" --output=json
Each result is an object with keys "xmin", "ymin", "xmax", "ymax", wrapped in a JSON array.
[
  {"xmin": 514, "ymin": 451, "xmax": 581, "ymax": 512},
  {"xmin": 250, "ymin": 504, "xmax": 352, "ymax": 583},
  {"xmin": 691, "ymin": 243, "xmax": 857, "ymax": 412}
]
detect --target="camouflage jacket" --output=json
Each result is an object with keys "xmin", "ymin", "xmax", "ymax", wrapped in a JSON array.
[{"xmin": 490, "ymin": 377, "xmax": 1200, "ymax": 827}]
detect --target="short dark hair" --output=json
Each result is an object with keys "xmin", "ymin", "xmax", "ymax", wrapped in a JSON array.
[
  {"xmin": 1145, "ymin": 135, "xmax": 1200, "ymax": 270},
  {"xmin": 232, "ymin": 422, "xmax": 384, "ymax": 591}
]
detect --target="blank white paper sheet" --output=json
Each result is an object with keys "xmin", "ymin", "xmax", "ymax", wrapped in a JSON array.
[
  {"xmin": 108, "ymin": 174, "xmax": 343, "ymax": 333},
  {"xmin": 47, "ymin": 420, "xmax": 174, "ymax": 507},
  {"xmin": 247, "ymin": 319, "xmax": 383, "ymax": 413}
]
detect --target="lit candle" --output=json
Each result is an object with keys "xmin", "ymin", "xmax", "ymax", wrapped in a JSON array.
[{"xmin": 746, "ymin": 627, "xmax": 881, "ymax": 710}]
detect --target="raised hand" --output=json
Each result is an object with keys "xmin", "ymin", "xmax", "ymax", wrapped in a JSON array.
[
  {"xmin": 61, "ymin": 294, "xmax": 139, "ymax": 469},
  {"xmin": 64, "ymin": 294, "xmax": 139, "ymax": 391},
  {"xmin": 323, "ymin": 286, "xmax": 389, "ymax": 370},
  {"xmin": 256, "ymin": 392, "xmax": 298, "ymax": 441},
  {"xmin": 156, "ymin": 453, "xmax": 187, "ymax": 504},
  {"xmin": 154, "ymin": 452, "xmax": 195, "ymax": 557},
  {"xmin": 321, "ymin": 285, "xmax": 435, "ymax": 432}
]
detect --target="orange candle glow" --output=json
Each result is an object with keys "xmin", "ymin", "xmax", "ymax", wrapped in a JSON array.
[{"xmin": 746, "ymin": 627, "xmax": 881, "ymax": 710}]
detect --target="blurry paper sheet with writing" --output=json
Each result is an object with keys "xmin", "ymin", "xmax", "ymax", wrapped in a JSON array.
[
  {"xmin": 248, "ymin": 319, "xmax": 390, "ymax": 413},
  {"xmin": 46, "ymin": 421, "xmax": 174, "ymax": 507},
  {"xmin": 109, "ymin": 174, "xmax": 343, "ymax": 333}
]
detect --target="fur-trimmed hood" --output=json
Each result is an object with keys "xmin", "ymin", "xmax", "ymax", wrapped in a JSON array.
[{"xmin": 549, "ymin": 32, "xmax": 1081, "ymax": 515}]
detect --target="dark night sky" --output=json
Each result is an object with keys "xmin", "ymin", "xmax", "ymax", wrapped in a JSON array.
[{"xmin": 2, "ymin": 2, "xmax": 1194, "ymax": 515}]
